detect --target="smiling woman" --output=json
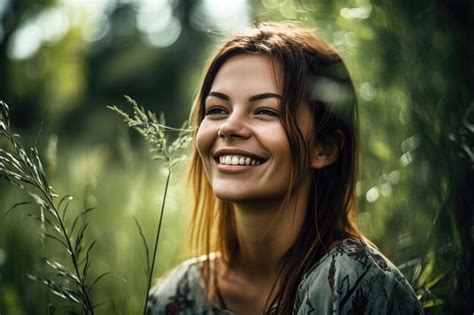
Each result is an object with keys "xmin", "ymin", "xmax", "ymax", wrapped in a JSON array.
[
  {"xmin": 197, "ymin": 55, "xmax": 296, "ymax": 203},
  {"xmin": 147, "ymin": 22, "xmax": 423, "ymax": 315}
]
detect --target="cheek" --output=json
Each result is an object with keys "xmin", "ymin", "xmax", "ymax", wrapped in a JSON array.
[
  {"xmin": 195, "ymin": 120, "xmax": 216, "ymax": 158},
  {"xmin": 265, "ymin": 125, "xmax": 291, "ymax": 159}
]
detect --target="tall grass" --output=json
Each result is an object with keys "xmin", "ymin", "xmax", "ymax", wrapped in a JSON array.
[
  {"xmin": 108, "ymin": 96, "xmax": 191, "ymax": 314},
  {"xmin": 0, "ymin": 97, "xmax": 191, "ymax": 314},
  {"xmin": 0, "ymin": 100, "xmax": 102, "ymax": 314}
]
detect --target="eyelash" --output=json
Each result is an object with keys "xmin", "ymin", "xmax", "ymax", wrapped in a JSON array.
[
  {"xmin": 205, "ymin": 107, "xmax": 227, "ymax": 116},
  {"xmin": 255, "ymin": 108, "xmax": 280, "ymax": 117},
  {"xmin": 204, "ymin": 106, "xmax": 280, "ymax": 117}
]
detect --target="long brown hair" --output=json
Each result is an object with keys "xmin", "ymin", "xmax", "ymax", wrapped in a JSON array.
[{"xmin": 187, "ymin": 22, "xmax": 362, "ymax": 314}]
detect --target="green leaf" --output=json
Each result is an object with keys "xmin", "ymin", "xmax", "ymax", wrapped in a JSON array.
[
  {"xmin": 24, "ymin": 213, "xmax": 60, "ymax": 233},
  {"xmin": 134, "ymin": 216, "xmax": 151, "ymax": 277},
  {"xmin": 42, "ymin": 258, "xmax": 81, "ymax": 285},
  {"xmin": 4, "ymin": 201, "xmax": 32, "ymax": 217},
  {"xmin": 88, "ymin": 272, "xmax": 110, "ymax": 294},
  {"xmin": 58, "ymin": 195, "xmax": 74, "ymax": 219},
  {"xmin": 75, "ymin": 222, "xmax": 89, "ymax": 255},
  {"xmin": 0, "ymin": 100, "xmax": 10, "ymax": 130},
  {"xmin": 82, "ymin": 240, "xmax": 96, "ymax": 279},
  {"xmin": 422, "ymin": 298, "xmax": 444, "ymax": 308},
  {"xmin": 71, "ymin": 207, "xmax": 95, "ymax": 235},
  {"xmin": 27, "ymin": 275, "xmax": 81, "ymax": 304},
  {"xmin": 45, "ymin": 233, "xmax": 69, "ymax": 249}
]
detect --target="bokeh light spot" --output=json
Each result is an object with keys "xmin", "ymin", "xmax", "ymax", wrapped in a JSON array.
[
  {"xmin": 340, "ymin": 7, "xmax": 371, "ymax": 20},
  {"xmin": 401, "ymin": 135, "xmax": 420, "ymax": 152},
  {"xmin": 399, "ymin": 110, "xmax": 411, "ymax": 125},
  {"xmin": 145, "ymin": 17, "xmax": 181, "ymax": 48},
  {"xmin": 380, "ymin": 182, "xmax": 392, "ymax": 197},
  {"xmin": 388, "ymin": 170, "xmax": 400, "ymax": 184},
  {"xmin": 39, "ymin": 8, "xmax": 70, "ymax": 43},
  {"xmin": 366, "ymin": 186, "xmax": 380, "ymax": 203},
  {"xmin": 360, "ymin": 82, "xmax": 376, "ymax": 101},
  {"xmin": 400, "ymin": 151, "xmax": 414, "ymax": 166},
  {"xmin": 311, "ymin": 77, "xmax": 352, "ymax": 103},
  {"xmin": 137, "ymin": 1, "xmax": 172, "ymax": 35},
  {"xmin": 7, "ymin": 22, "xmax": 42, "ymax": 60},
  {"xmin": 191, "ymin": 0, "xmax": 250, "ymax": 36}
]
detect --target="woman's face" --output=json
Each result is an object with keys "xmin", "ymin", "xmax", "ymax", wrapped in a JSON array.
[{"xmin": 196, "ymin": 54, "xmax": 312, "ymax": 204}]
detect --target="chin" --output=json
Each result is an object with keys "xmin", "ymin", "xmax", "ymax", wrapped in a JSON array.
[
  {"xmin": 213, "ymin": 190, "xmax": 252, "ymax": 203},
  {"xmin": 213, "ymin": 189, "xmax": 286, "ymax": 205}
]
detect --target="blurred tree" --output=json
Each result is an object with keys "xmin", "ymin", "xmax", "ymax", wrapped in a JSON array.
[
  {"xmin": 388, "ymin": 0, "xmax": 474, "ymax": 312},
  {"xmin": 1, "ymin": 0, "xmax": 472, "ymax": 313},
  {"xmin": 0, "ymin": 0, "xmax": 57, "ymax": 129},
  {"xmin": 252, "ymin": 0, "xmax": 473, "ymax": 313},
  {"xmin": 1, "ymin": 0, "xmax": 217, "ymax": 313}
]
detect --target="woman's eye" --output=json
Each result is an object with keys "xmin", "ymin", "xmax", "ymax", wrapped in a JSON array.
[
  {"xmin": 205, "ymin": 107, "xmax": 227, "ymax": 116},
  {"xmin": 256, "ymin": 108, "xmax": 280, "ymax": 117}
]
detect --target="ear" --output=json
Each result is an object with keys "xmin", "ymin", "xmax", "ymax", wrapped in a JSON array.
[{"xmin": 310, "ymin": 130, "xmax": 344, "ymax": 169}]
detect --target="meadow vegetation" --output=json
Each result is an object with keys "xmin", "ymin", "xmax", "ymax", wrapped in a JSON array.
[{"xmin": 0, "ymin": 0, "xmax": 472, "ymax": 314}]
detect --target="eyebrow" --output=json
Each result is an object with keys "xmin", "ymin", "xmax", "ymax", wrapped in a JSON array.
[{"xmin": 207, "ymin": 91, "xmax": 282, "ymax": 102}]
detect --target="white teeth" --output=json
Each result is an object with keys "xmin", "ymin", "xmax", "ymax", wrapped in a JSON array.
[{"xmin": 217, "ymin": 155, "xmax": 264, "ymax": 166}]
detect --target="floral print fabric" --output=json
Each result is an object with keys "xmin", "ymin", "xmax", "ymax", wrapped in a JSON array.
[{"xmin": 147, "ymin": 237, "xmax": 423, "ymax": 314}]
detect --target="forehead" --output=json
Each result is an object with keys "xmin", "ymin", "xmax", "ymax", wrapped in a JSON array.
[
  {"xmin": 208, "ymin": 53, "xmax": 314, "ymax": 133},
  {"xmin": 210, "ymin": 54, "xmax": 283, "ymax": 95}
]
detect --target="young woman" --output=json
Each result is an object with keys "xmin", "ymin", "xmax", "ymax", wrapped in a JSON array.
[{"xmin": 147, "ymin": 22, "xmax": 423, "ymax": 315}]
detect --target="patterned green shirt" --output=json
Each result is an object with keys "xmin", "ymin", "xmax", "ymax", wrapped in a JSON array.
[{"xmin": 147, "ymin": 237, "xmax": 423, "ymax": 314}]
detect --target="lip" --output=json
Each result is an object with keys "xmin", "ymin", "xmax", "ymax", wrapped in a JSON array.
[{"xmin": 215, "ymin": 163, "xmax": 262, "ymax": 174}]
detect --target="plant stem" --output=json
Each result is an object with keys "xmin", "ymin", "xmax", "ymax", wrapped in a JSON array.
[
  {"xmin": 142, "ymin": 168, "xmax": 171, "ymax": 315},
  {"xmin": 42, "ymin": 190, "xmax": 95, "ymax": 314}
]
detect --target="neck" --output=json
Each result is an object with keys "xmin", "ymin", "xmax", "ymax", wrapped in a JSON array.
[{"xmin": 231, "ymin": 191, "xmax": 308, "ymax": 281}]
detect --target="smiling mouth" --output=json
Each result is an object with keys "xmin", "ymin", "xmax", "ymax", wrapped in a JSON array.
[{"xmin": 217, "ymin": 155, "xmax": 266, "ymax": 166}]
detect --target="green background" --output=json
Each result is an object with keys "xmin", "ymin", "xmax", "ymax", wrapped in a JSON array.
[{"xmin": 0, "ymin": 0, "xmax": 472, "ymax": 314}]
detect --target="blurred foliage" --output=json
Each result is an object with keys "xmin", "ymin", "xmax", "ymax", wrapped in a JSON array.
[{"xmin": 0, "ymin": 0, "xmax": 472, "ymax": 314}]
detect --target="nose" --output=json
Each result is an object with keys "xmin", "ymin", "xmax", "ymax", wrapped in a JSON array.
[{"xmin": 218, "ymin": 110, "xmax": 251, "ymax": 140}]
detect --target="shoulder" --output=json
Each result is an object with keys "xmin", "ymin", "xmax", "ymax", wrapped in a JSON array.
[
  {"xmin": 294, "ymin": 237, "xmax": 423, "ymax": 315},
  {"xmin": 147, "ymin": 255, "xmax": 218, "ymax": 315}
]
